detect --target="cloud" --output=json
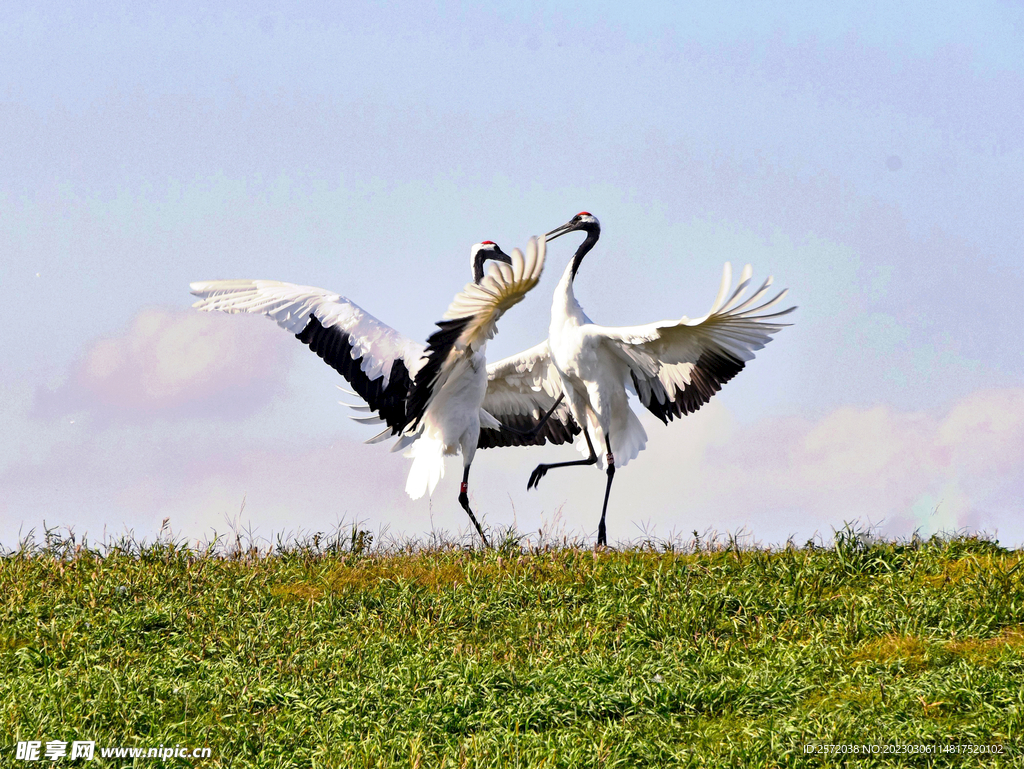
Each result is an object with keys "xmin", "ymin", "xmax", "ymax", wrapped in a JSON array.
[
  {"xmin": 619, "ymin": 387, "xmax": 1024, "ymax": 544},
  {"xmin": 938, "ymin": 389, "xmax": 1024, "ymax": 475},
  {"xmin": 35, "ymin": 308, "xmax": 294, "ymax": 421}
]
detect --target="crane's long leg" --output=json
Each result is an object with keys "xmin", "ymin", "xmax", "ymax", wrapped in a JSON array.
[
  {"xmin": 458, "ymin": 464, "xmax": 490, "ymax": 548},
  {"xmin": 527, "ymin": 428, "xmax": 598, "ymax": 490},
  {"xmin": 498, "ymin": 394, "xmax": 565, "ymax": 441},
  {"xmin": 597, "ymin": 432, "xmax": 615, "ymax": 547}
]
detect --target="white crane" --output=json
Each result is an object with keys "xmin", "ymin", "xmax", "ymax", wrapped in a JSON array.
[
  {"xmin": 485, "ymin": 213, "xmax": 796, "ymax": 546},
  {"xmin": 190, "ymin": 237, "xmax": 549, "ymax": 546}
]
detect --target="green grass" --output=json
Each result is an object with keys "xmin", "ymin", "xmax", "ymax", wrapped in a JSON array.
[{"xmin": 2, "ymin": 527, "xmax": 1023, "ymax": 767}]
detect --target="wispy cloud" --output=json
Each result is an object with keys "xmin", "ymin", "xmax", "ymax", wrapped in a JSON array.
[
  {"xmin": 34, "ymin": 308, "xmax": 294, "ymax": 421},
  {"xmin": 619, "ymin": 387, "xmax": 1024, "ymax": 544}
]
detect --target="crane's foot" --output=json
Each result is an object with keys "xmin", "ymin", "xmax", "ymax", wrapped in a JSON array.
[{"xmin": 527, "ymin": 464, "xmax": 550, "ymax": 490}]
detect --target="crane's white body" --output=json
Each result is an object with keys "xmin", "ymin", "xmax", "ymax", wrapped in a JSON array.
[
  {"xmin": 403, "ymin": 346, "xmax": 498, "ymax": 499},
  {"xmin": 191, "ymin": 237, "xmax": 545, "ymax": 512},
  {"xmin": 547, "ymin": 261, "xmax": 646, "ymax": 470},
  {"xmin": 392, "ymin": 238, "xmax": 546, "ymax": 500},
  {"xmin": 487, "ymin": 213, "xmax": 794, "ymax": 545}
]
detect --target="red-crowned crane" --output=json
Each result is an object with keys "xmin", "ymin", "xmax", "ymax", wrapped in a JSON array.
[
  {"xmin": 190, "ymin": 237, "xmax": 550, "ymax": 546},
  {"xmin": 484, "ymin": 213, "xmax": 796, "ymax": 546}
]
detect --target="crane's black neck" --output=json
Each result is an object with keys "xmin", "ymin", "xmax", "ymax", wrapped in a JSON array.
[
  {"xmin": 473, "ymin": 251, "xmax": 489, "ymax": 283},
  {"xmin": 570, "ymin": 229, "xmax": 600, "ymax": 282},
  {"xmin": 473, "ymin": 250, "xmax": 511, "ymax": 283}
]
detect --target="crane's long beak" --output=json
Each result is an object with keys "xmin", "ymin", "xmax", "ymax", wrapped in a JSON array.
[{"xmin": 545, "ymin": 221, "xmax": 575, "ymax": 241}]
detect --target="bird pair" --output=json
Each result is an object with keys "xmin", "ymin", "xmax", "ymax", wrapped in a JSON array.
[{"xmin": 191, "ymin": 212, "xmax": 794, "ymax": 547}]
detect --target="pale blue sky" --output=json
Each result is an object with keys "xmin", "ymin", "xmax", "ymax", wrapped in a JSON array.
[{"xmin": 2, "ymin": 2, "xmax": 1022, "ymax": 546}]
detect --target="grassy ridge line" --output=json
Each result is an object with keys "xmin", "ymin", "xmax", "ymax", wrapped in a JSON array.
[{"xmin": 1, "ymin": 531, "xmax": 1022, "ymax": 767}]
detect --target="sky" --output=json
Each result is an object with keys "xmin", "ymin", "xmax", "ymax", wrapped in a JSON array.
[{"xmin": 2, "ymin": 1, "xmax": 1022, "ymax": 548}]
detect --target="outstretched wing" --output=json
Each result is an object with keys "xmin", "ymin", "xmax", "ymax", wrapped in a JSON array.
[
  {"xmin": 478, "ymin": 340, "xmax": 580, "ymax": 449},
  {"xmin": 405, "ymin": 236, "xmax": 547, "ymax": 430},
  {"xmin": 586, "ymin": 263, "xmax": 795, "ymax": 423},
  {"xmin": 190, "ymin": 280, "xmax": 423, "ymax": 434},
  {"xmin": 442, "ymin": 235, "xmax": 547, "ymax": 348}
]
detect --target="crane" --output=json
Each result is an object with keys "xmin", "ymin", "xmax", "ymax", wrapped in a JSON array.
[
  {"xmin": 485, "ymin": 213, "xmax": 795, "ymax": 546},
  {"xmin": 190, "ymin": 237, "xmax": 549, "ymax": 547}
]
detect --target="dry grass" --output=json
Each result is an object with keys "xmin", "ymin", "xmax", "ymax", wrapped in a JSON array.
[
  {"xmin": 852, "ymin": 634, "xmax": 937, "ymax": 666},
  {"xmin": 948, "ymin": 626, "xmax": 1024, "ymax": 664}
]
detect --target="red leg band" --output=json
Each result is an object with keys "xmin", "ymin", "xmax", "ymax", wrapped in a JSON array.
[{"xmin": 460, "ymin": 482, "xmax": 468, "ymax": 494}]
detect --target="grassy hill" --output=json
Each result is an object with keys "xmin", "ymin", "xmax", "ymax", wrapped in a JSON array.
[{"xmin": 1, "ymin": 528, "xmax": 1021, "ymax": 767}]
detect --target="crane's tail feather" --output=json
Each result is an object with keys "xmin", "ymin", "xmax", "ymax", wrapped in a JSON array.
[
  {"xmin": 577, "ymin": 409, "xmax": 648, "ymax": 471},
  {"xmin": 404, "ymin": 435, "xmax": 445, "ymax": 499},
  {"xmin": 610, "ymin": 408, "xmax": 647, "ymax": 470}
]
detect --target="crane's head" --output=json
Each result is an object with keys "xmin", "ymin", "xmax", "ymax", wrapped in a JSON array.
[
  {"xmin": 545, "ymin": 211, "xmax": 601, "ymax": 241},
  {"xmin": 471, "ymin": 241, "xmax": 513, "ymax": 283}
]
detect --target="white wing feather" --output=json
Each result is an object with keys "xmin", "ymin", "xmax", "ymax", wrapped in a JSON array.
[
  {"xmin": 191, "ymin": 279, "xmax": 426, "ymax": 437},
  {"xmin": 478, "ymin": 341, "xmax": 579, "ymax": 448},
  {"xmin": 441, "ymin": 236, "xmax": 546, "ymax": 350},
  {"xmin": 583, "ymin": 263, "xmax": 795, "ymax": 421},
  {"xmin": 190, "ymin": 280, "xmax": 425, "ymax": 387},
  {"xmin": 404, "ymin": 237, "xmax": 548, "ymax": 431}
]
